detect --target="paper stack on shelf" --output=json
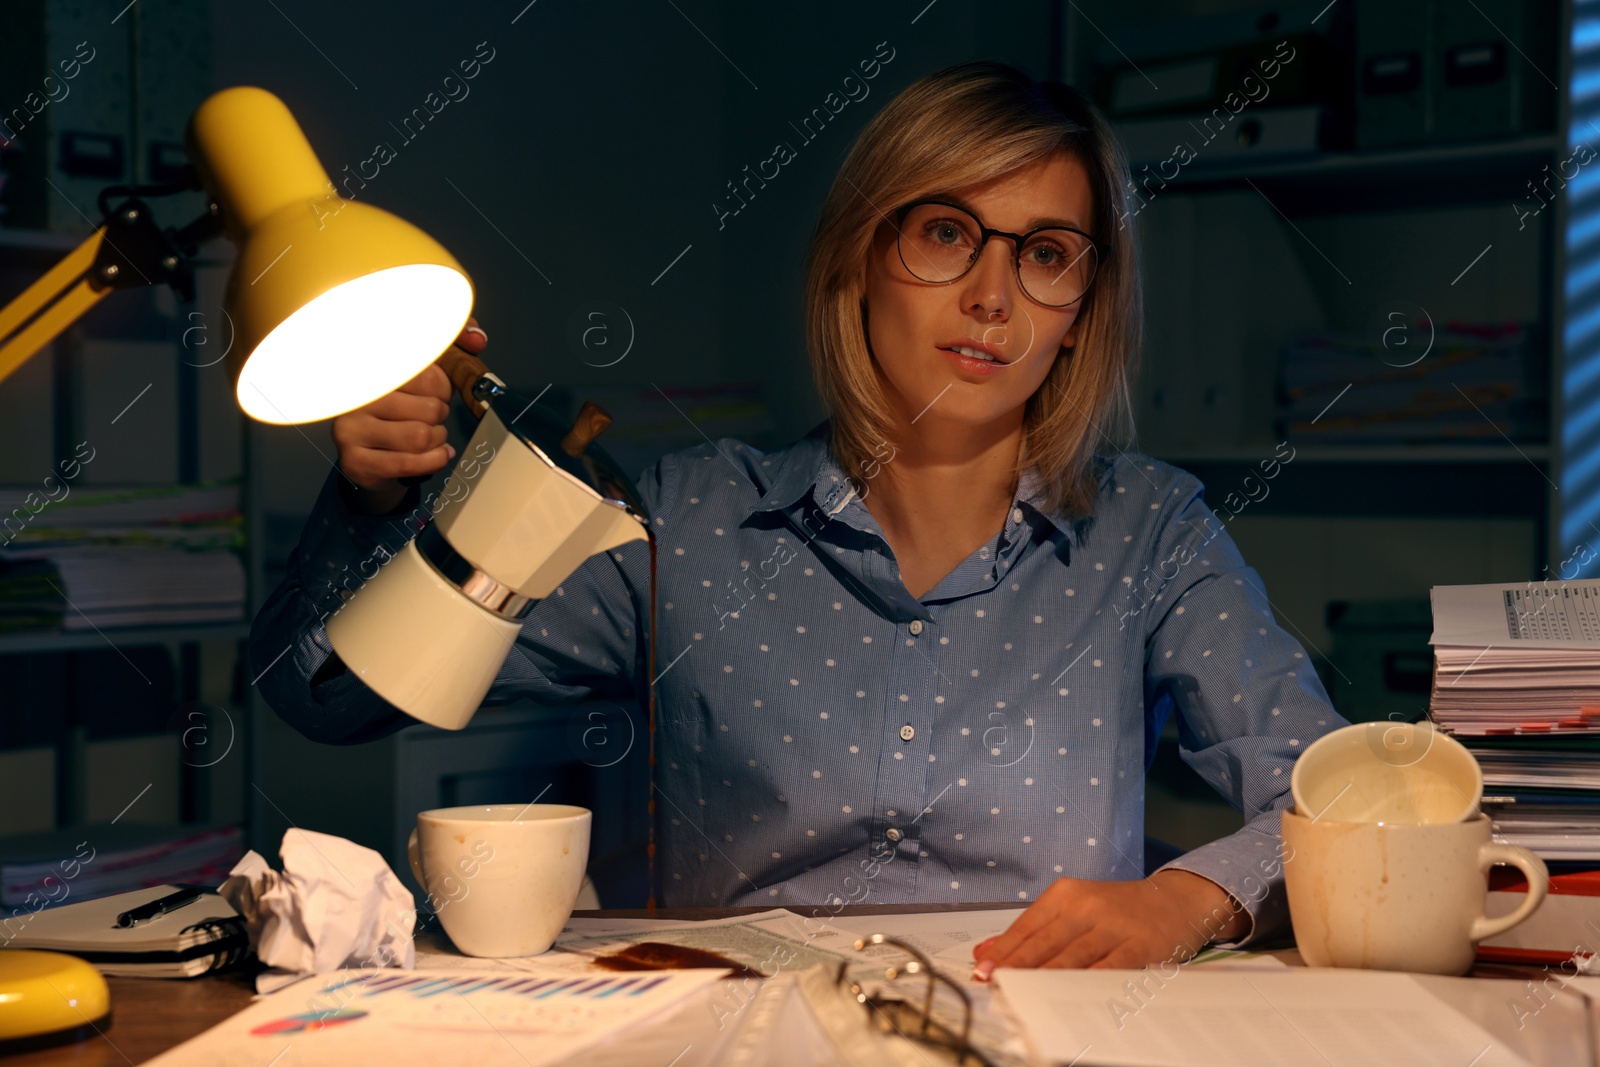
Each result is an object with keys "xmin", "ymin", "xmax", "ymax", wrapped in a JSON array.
[
  {"xmin": 0, "ymin": 823, "xmax": 244, "ymax": 907},
  {"xmin": 0, "ymin": 480, "xmax": 244, "ymax": 631},
  {"xmin": 0, "ymin": 557, "xmax": 65, "ymax": 631},
  {"xmin": 1429, "ymin": 581, "xmax": 1600, "ymax": 863},
  {"xmin": 1281, "ymin": 322, "xmax": 1546, "ymax": 444}
]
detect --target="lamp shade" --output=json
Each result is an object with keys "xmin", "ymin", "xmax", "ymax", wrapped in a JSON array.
[{"xmin": 186, "ymin": 86, "xmax": 474, "ymax": 424}]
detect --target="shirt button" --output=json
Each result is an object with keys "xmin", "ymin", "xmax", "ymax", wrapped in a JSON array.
[
  {"xmin": 1011, "ymin": 507, "xmax": 1023, "ymax": 524},
  {"xmin": 885, "ymin": 827, "xmax": 903, "ymax": 842},
  {"xmin": 909, "ymin": 620, "xmax": 924, "ymax": 636},
  {"xmin": 899, "ymin": 725, "xmax": 915, "ymax": 742}
]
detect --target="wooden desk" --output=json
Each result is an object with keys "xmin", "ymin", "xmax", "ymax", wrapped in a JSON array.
[
  {"xmin": 7, "ymin": 969, "xmax": 260, "ymax": 1067},
  {"xmin": 5, "ymin": 904, "xmax": 1547, "ymax": 1066}
]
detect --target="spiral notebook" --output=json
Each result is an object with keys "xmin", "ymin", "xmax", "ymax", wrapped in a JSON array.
[{"xmin": 0, "ymin": 884, "xmax": 249, "ymax": 977}]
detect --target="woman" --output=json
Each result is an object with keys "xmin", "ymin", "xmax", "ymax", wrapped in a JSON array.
[{"xmin": 255, "ymin": 61, "xmax": 1343, "ymax": 973}]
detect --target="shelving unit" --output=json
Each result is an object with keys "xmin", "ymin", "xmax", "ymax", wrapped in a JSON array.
[
  {"xmin": 0, "ymin": 621, "xmax": 250, "ymax": 655},
  {"xmin": 1158, "ymin": 134, "xmax": 1561, "ymax": 211},
  {"xmin": 1163, "ymin": 133, "xmax": 1559, "ymax": 184},
  {"xmin": 1123, "ymin": 129, "xmax": 1560, "ymax": 556},
  {"xmin": 1059, "ymin": 2, "xmax": 1572, "ymax": 847},
  {"xmin": 1159, "ymin": 444, "xmax": 1552, "ymax": 464},
  {"xmin": 0, "ymin": 227, "xmax": 252, "ymax": 836}
]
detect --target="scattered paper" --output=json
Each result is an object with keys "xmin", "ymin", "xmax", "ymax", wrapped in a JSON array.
[
  {"xmin": 218, "ymin": 829, "xmax": 416, "ymax": 976},
  {"xmin": 548, "ymin": 908, "xmax": 848, "ymax": 978},
  {"xmin": 994, "ymin": 968, "xmax": 1586, "ymax": 1067},
  {"xmin": 798, "ymin": 906, "xmax": 1026, "ymax": 971},
  {"xmin": 144, "ymin": 966, "xmax": 729, "ymax": 1067},
  {"xmin": 1185, "ymin": 946, "xmax": 1298, "ymax": 970}
]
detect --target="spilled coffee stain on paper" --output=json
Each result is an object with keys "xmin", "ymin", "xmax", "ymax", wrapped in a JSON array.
[{"xmin": 592, "ymin": 941, "xmax": 764, "ymax": 979}]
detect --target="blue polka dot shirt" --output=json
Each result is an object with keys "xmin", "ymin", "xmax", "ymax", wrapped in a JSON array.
[{"xmin": 253, "ymin": 421, "xmax": 1345, "ymax": 945}]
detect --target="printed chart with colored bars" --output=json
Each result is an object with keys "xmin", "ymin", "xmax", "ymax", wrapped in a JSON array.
[{"xmin": 145, "ymin": 966, "xmax": 728, "ymax": 1067}]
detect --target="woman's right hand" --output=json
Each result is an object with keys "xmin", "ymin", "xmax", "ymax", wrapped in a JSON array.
[{"xmin": 332, "ymin": 318, "xmax": 488, "ymax": 515}]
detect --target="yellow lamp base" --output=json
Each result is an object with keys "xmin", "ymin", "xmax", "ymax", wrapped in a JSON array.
[{"xmin": 0, "ymin": 950, "xmax": 111, "ymax": 1053}]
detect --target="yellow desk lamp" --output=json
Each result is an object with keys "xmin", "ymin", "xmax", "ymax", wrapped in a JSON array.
[
  {"xmin": 0, "ymin": 83, "xmax": 651, "ymax": 728},
  {"xmin": 0, "ymin": 85, "xmax": 474, "ymax": 422}
]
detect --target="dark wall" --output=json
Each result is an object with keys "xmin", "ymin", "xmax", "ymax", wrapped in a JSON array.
[
  {"xmin": 213, "ymin": 0, "xmax": 1059, "ymax": 513},
  {"xmin": 714, "ymin": 2, "xmax": 1058, "ymax": 439}
]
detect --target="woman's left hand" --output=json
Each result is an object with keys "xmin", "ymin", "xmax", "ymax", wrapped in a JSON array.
[{"xmin": 970, "ymin": 869, "xmax": 1249, "ymax": 978}]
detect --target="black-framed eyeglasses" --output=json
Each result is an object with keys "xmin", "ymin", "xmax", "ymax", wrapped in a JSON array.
[
  {"xmin": 893, "ymin": 198, "xmax": 1101, "ymax": 308},
  {"xmin": 833, "ymin": 934, "xmax": 999, "ymax": 1067}
]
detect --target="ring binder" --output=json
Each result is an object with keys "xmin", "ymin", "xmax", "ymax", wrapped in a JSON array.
[{"xmin": 179, "ymin": 915, "xmax": 251, "ymax": 974}]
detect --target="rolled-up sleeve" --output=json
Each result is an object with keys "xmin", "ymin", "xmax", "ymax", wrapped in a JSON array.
[
  {"xmin": 1137, "ymin": 471, "xmax": 1348, "ymax": 946},
  {"xmin": 250, "ymin": 453, "xmax": 675, "ymax": 745}
]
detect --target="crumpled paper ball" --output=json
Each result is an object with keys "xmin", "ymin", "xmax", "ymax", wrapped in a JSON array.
[{"xmin": 220, "ymin": 828, "xmax": 416, "ymax": 974}]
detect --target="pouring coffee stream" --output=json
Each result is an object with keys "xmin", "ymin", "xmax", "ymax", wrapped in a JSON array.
[{"xmin": 320, "ymin": 340, "xmax": 664, "ymax": 905}]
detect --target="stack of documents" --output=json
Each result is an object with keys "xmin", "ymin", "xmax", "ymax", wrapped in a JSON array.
[
  {"xmin": 1429, "ymin": 581, "xmax": 1600, "ymax": 735},
  {"xmin": 0, "ymin": 556, "xmax": 64, "ymax": 630},
  {"xmin": 1430, "ymin": 581, "xmax": 1600, "ymax": 861},
  {"xmin": 0, "ymin": 823, "xmax": 243, "ymax": 906},
  {"xmin": 1281, "ymin": 323, "xmax": 1545, "ymax": 445},
  {"xmin": 0, "ymin": 481, "xmax": 244, "ymax": 631}
]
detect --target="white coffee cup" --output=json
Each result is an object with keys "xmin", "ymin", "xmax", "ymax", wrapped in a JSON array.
[
  {"xmin": 1291, "ymin": 720, "xmax": 1481, "ymax": 824},
  {"xmin": 407, "ymin": 803, "xmax": 590, "ymax": 958},
  {"xmin": 1282, "ymin": 810, "xmax": 1548, "ymax": 975}
]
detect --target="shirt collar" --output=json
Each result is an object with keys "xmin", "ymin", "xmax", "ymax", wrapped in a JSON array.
[
  {"xmin": 746, "ymin": 422, "xmax": 837, "ymax": 516},
  {"xmin": 746, "ymin": 420, "xmax": 1098, "ymax": 539}
]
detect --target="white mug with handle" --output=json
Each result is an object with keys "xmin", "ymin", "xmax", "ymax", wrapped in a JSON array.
[{"xmin": 1283, "ymin": 810, "xmax": 1548, "ymax": 975}]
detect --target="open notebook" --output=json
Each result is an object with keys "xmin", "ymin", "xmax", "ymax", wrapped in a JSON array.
[{"xmin": 1, "ymin": 884, "xmax": 248, "ymax": 977}]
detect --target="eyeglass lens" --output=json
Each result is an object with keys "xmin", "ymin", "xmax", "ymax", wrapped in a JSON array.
[{"xmin": 897, "ymin": 202, "xmax": 1098, "ymax": 307}]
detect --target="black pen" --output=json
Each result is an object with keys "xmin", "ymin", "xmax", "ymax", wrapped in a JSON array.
[{"xmin": 114, "ymin": 885, "xmax": 208, "ymax": 928}]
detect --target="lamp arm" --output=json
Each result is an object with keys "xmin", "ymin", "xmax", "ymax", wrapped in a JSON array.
[
  {"xmin": 90, "ymin": 195, "xmax": 224, "ymax": 305},
  {"xmin": 95, "ymin": 163, "xmax": 204, "ymax": 218},
  {"xmin": 169, "ymin": 204, "xmax": 226, "ymax": 262},
  {"xmin": 0, "ymin": 229, "xmax": 112, "ymax": 388},
  {"xmin": 0, "ymin": 185, "xmax": 225, "ymax": 391}
]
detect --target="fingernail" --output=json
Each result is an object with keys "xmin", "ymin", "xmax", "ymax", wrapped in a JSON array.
[
  {"xmin": 972, "ymin": 960, "xmax": 995, "ymax": 982},
  {"xmin": 464, "ymin": 325, "xmax": 487, "ymax": 343},
  {"xmin": 446, "ymin": 444, "xmax": 456, "ymax": 460}
]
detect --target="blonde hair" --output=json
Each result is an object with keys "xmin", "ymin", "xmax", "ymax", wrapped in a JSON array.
[{"xmin": 804, "ymin": 61, "xmax": 1141, "ymax": 520}]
